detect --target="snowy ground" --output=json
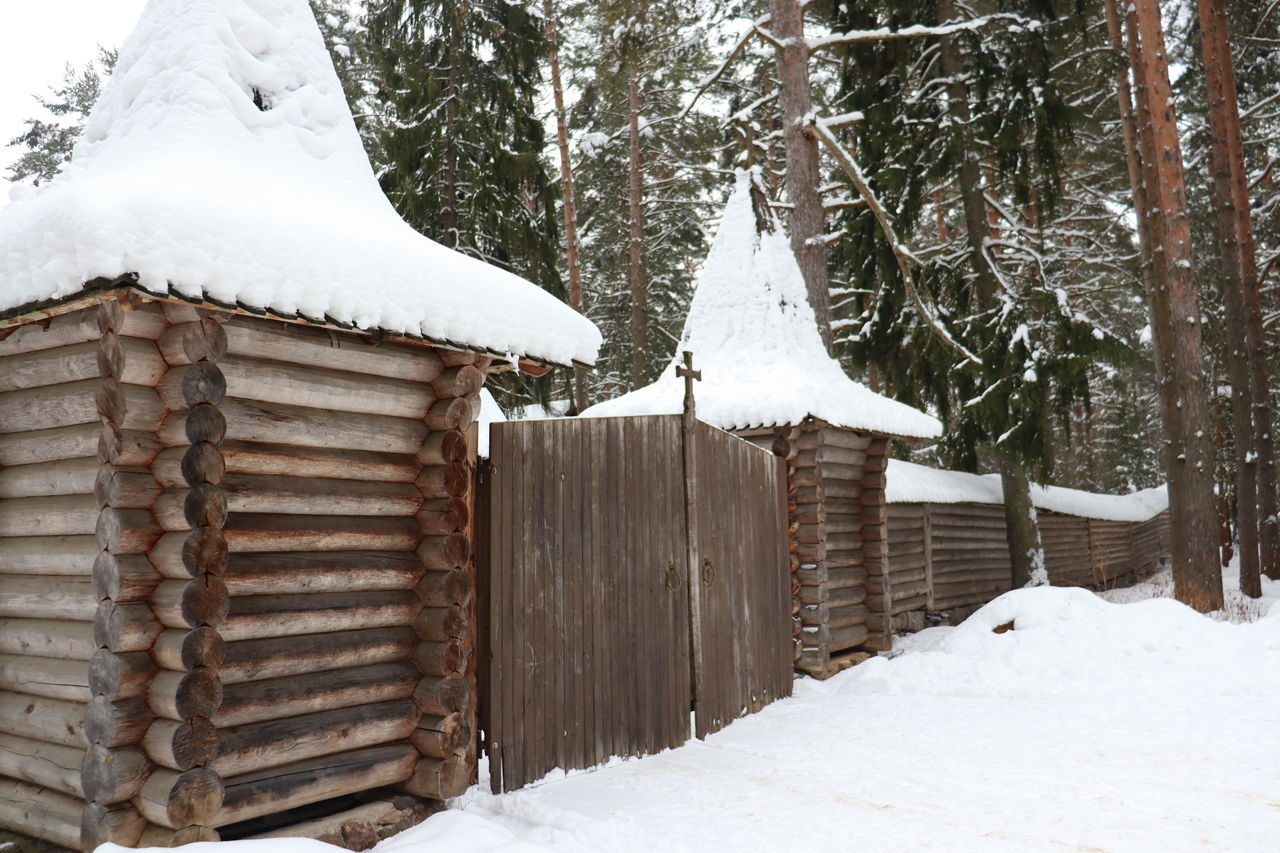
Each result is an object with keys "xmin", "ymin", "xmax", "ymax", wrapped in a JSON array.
[{"xmin": 110, "ymin": 570, "xmax": 1280, "ymax": 853}]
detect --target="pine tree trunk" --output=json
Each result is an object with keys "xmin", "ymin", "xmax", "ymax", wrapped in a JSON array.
[
  {"xmin": 544, "ymin": 0, "xmax": 589, "ymax": 412},
  {"xmin": 627, "ymin": 60, "xmax": 649, "ymax": 387},
  {"xmin": 1195, "ymin": 0, "xmax": 1262, "ymax": 595},
  {"xmin": 770, "ymin": 0, "xmax": 832, "ymax": 350},
  {"xmin": 1001, "ymin": 459, "xmax": 1047, "ymax": 587},
  {"xmin": 1124, "ymin": 0, "xmax": 1224, "ymax": 611}
]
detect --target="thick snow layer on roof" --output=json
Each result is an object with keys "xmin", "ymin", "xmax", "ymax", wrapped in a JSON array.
[
  {"xmin": 581, "ymin": 172, "xmax": 940, "ymax": 438},
  {"xmin": 886, "ymin": 458, "xmax": 1170, "ymax": 522},
  {"xmin": 0, "ymin": 0, "xmax": 599, "ymax": 368}
]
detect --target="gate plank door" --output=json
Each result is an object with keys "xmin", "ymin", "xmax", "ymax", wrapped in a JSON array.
[
  {"xmin": 487, "ymin": 416, "xmax": 691, "ymax": 793},
  {"xmin": 691, "ymin": 421, "xmax": 791, "ymax": 738}
]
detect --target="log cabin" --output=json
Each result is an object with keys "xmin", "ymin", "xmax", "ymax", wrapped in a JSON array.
[
  {"xmin": 0, "ymin": 1, "xmax": 599, "ymax": 848},
  {"xmin": 582, "ymin": 171, "xmax": 942, "ymax": 679},
  {"xmin": 884, "ymin": 460, "xmax": 1171, "ymax": 627}
]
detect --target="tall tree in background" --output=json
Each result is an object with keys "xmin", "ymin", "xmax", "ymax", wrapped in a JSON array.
[
  {"xmin": 1193, "ymin": 0, "xmax": 1276, "ymax": 592},
  {"xmin": 7, "ymin": 48, "xmax": 116, "ymax": 184},
  {"xmin": 1122, "ymin": 0, "xmax": 1223, "ymax": 611},
  {"xmin": 366, "ymin": 0, "xmax": 562, "ymax": 290}
]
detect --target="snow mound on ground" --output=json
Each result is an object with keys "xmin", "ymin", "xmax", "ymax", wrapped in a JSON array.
[
  {"xmin": 0, "ymin": 0, "xmax": 599, "ymax": 368},
  {"xmin": 582, "ymin": 171, "xmax": 940, "ymax": 438},
  {"xmin": 886, "ymin": 458, "xmax": 1169, "ymax": 522},
  {"xmin": 834, "ymin": 585, "xmax": 1280, "ymax": 703}
]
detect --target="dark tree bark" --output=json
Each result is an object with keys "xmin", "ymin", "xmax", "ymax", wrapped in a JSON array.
[
  {"xmin": 543, "ymin": 0, "xmax": 589, "ymax": 411},
  {"xmin": 1195, "ymin": 0, "xmax": 1263, "ymax": 595},
  {"xmin": 770, "ymin": 0, "xmax": 832, "ymax": 350},
  {"xmin": 1124, "ymin": 0, "xmax": 1224, "ymax": 611}
]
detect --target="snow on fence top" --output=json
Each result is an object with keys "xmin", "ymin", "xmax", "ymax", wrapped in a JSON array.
[
  {"xmin": 581, "ymin": 172, "xmax": 941, "ymax": 438},
  {"xmin": 886, "ymin": 458, "xmax": 1170, "ymax": 523},
  {"xmin": 0, "ymin": 0, "xmax": 601, "ymax": 369}
]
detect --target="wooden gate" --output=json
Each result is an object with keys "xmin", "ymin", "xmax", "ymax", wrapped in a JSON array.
[{"xmin": 482, "ymin": 415, "xmax": 789, "ymax": 792}]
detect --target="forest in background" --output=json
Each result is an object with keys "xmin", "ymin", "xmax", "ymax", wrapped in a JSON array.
[{"xmin": 7, "ymin": 0, "xmax": 1280, "ymax": 608}]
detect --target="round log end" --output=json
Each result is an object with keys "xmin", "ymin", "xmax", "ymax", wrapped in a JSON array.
[
  {"xmin": 180, "ymin": 361, "xmax": 228, "ymax": 408},
  {"xmin": 183, "ymin": 485, "xmax": 228, "ymax": 530},
  {"xmin": 180, "ymin": 574, "xmax": 230, "ymax": 628},
  {"xmin": 182, "ymin": 318, "xmax": 228, "ymax": 365},
  {"xmin": 185, "ymin": 403, "xmax": 227, "ymax": 445},
  {"xmin": 181, "ymin": 441, "xmax": 226, "ymax": 486},
  {"xmin": 182, "ymin": 526, "xmax": 228, "ymax": 577},
  {"xmin": 174, "ymin": 666, "xmax": 224, "ymax": 720},
  {"xmin": 181, "ymin": 626, "xmax": 226, "ymax": 670}
]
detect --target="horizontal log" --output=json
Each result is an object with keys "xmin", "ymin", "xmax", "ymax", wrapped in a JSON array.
[
  {"xmin": 410, "ymin": 711, "xmax": 471, "ymax": 758},
  {"xmin": 208, "ymin": 551, "xmax": 422, "ymax": 595},
  {"xmin": 100, "ymin": 427, "xmax": 165, "ymax": 467},
  {"xmin": 414, "ymin": 605, "xmax": 467, "ymax": 642},
  {"xmin": 220, "ymin": 627, "xmax": 418, "ymax": 685},
  {"xmin": 222, "ymin": 514, "xmax": 422, "ymax": 554},
  {"xmin": 0, "ymin": 422, "xmax": 100, "ymax": 467},
  {"xmin": 210, "ymin": 474, "xmax": 424, "ymax": 517},
  {"xmin": 153, "ymin": 441, "xmax": 418, "ymax": 487},
  {"xmin": 94, "ymin": 466, "xmax": 164, "ymax": 509},
  {"xmin": 81, "ymin": 800, "xmax": 148, "ymax": 847},
  {"xmin": 828, "ymin": 622, "xmax": 870, "ymax": 652},
  {"xmin": 153, "ymin": 627, "xmax": 225, "ymax": 673},
  {"xmin": 412, "ymin": 637, "xmax": 470, "ymax": 677},
  {"xmin": 214, "ymin": 699, "xmax": 419, "ymax": 778},
  {"xmin": 136, "ymin": 766, "xmax": 224, "ymax": 829},
  {"xmin": 93, "ymin": 552, "xmax": 163, "ymax": 602},
  {"xmin": 417, "ymin": 569, "xmax": 473, "ymax": 608},
  {"xmin": 0, "ymin": 778, "xmax": 84, "ymax": 850},
  {"xmin": 158, "ymin": 397, "xmax": 429, "ymax": 455},
  {"xmin": 207, "ymin": 355, "xmax": 436, "ymax": 419},
  {"xmin": 82, "ymin": 743, "xmax": 151, "ymax": 804},
  {"xmin": 0, "ymin": 732, "xmax": 84, "ymax": 799},
  {"xmin": 135, "ymin": 823, "xmax": 220, "ymax": 845},
  {"xmin": 819, "ymin": 429, "xmax": 873, "ymax": 452},
  {"xmin": 0, "ymin": 534, "xmax": 98, "ymax": 575},
  {"xmin": 86, "ymin": 696, "xmax": 152, "ymax": 748},
  {"xmin": 0, "ymin": 653, "xmax": 90, "ymax": 702},
  {"xmin": 89, "ymin": 649, "xmax": 156, "ymax": 702},
  {"xmin": 94, "ymin": 601, "xmax": 163, "ymax": 653},
  {"xmin": 0, "ymin": 456, "xmax": 99, "ymax": 499},
  {"xmin": 0, "ymin": 494, "xmax": 100, "ymax": 538},
  {"xmin": 214, "ymin": 742, "xmax": 417, "ymax": 828},
  {"xmin": 413, "ymin": 673, "xmax": 471, "ymax": 717},
  {"xmin": 142, "ymin": 717, "xmax": 218, "ymax": 772},
  {"xmin": 417, "ymin": 431, "xmax": 468, "ymax": 467},
  {"xmin": 148, "ymin": 667, "xmax": 223, "ymax": 721},
  {"xmin": 0, "ymin": 575, "xmax": 97, "ymax": 620},
  {"xmin": 418, "ymin": 532, "xmax": 471, "ymax": 571},
  {"xmin": 215, "ymin": 661, "xmax": 418, "ymax": 728},
  {"xmin": 0, "ymin": 338, "xmax": 165, "ymax": 394},
  {"xmin": 210, "ymin": 590, "xmax": 420, "ymax": 642},
  {"xmin": 399, "ymin": 752, "xmax": 472, "ymax": 801},
  {"xmin": 0, "ymin": 618, "xmax": 95, "ymax": 659},
  {"xmin": 157, "ymin": 317, "xmax": 228, "ymax": 366},
  {"xmin": 425, "ymin": 397, "xmax": 476, "ymax": 432},
  {"xmin": 431, "ymin": 365, "xmax": 483, "ymax": 400},
  {"xmin": 94, "ymin": 381, "xmax": 167, "ymax": 433},
  {"xmin": 95, "ymin": 507, "xmax": 163, "ymax": 555},
  {"xmin": 222, "ymin": 317, "xmax": 444, "ymax": 381},
  {"xmin": 0, "ymin": 308, "xmax": 101, "ymax": 356},
  {"xmin": 0, "ymin": 692, "xmax": 86, "ymax": 747}
]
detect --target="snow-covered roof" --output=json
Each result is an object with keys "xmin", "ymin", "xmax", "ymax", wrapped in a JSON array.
[
  {"xmin": 580, "ymin": 171, "xmax": 941, "ymax": 438},
  {"xmin": 0, "ymin": 0, "xmax": 600, "ymax": 369},
  {"xmin": 886, "ymin": 458, "xmax": 1170, "ymax": 523}
]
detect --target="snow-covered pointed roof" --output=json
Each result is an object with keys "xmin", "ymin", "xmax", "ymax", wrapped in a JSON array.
[
  {"xmin": 0, "ymin": 0, "xmax": 600, "ymax": 368},
  {"xmin": 582, "ymin": 171, "xmax": 941, "ymax": 437},
  {"xmin": 885, "ymin": 458, "xmax": 1170, "ymax": 523}
]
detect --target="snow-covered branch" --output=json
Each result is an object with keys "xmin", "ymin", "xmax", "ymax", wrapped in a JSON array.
[{"xmin": 807, "ymin": 14, "xmax": 1034, "ymax": 54}]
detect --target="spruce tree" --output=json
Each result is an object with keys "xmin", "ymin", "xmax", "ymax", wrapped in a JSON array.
[{"xmin": 7, "ymin": 48, "xmax": 116, "ymax": 184}]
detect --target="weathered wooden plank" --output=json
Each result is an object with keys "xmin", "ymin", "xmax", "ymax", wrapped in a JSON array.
[
  {"xmin": 218, "ymin": 627, "xmax": 418, "ymax": 685},
  {"xmin": 0, "ymin": 495, "xmax": 100, "ymax": 537},
  {"xmin": 0, "ymin": 654, "xmax": 90, "ymax": 702},
  {"xmin": 0, "ymin": 618, "xmax": 95, "ymax": 659},
  {"xmin": 0, "ymin": 576, "xmax": 97, "ymax": 620},
  {"xmin": 153, "ymin": 441, "xmax": 419, "ymax": 487},
  {"xmin": 0, "ymin": 732, "xmax": 85, "ymax": 799},
  {"xmin": 0, "ymin": 692, "xmax": 87, "ymax": 747},
  {"xmin": 0, "ymin": 456, "xmax": 99, "ymax": 499},
  {"xmin": 222, "ymin": 514, "xmax": 422, "ymax": 553},
  {"xmin": 0, "ymin": 778, "xmax": 84, "ymax": 849},
  {"xmin": 221, "ymin": 316, "xmax": 444, "ymax": 381}
]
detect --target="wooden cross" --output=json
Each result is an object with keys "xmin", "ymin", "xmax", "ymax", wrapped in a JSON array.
[{"xmin": 676, "ymin": 350, "xmax": 701, "ymax": 418}]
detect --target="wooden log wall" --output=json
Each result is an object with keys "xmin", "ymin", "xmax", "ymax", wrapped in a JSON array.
[
  {"xmin": 0, "ymin": 301, "xmax": 167, "ymax": 848},
  {"xmin": 1, "ymin": 300, "xmax": 485, "ymax": 849},
  {"xmin": 886, "ymin": 502, "xmax": 1173, "ymax": 623},
  {"xmin": 739, "ymin": 422, "xmax": 886, "ymax": 677}
]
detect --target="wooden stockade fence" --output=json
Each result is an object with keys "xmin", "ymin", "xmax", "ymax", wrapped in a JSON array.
[
  {"xmin": 482, "ymin": 415, "xmax": 790, "ymax": 793},
  {"xmin": 886, "ymin": 502, "xmax": 1172, "ymax": 621}
]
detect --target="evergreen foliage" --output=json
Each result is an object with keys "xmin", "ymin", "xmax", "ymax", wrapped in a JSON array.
[{"xmin": 7, "ymin": 47, "xmax": 116, "ymax": 184}]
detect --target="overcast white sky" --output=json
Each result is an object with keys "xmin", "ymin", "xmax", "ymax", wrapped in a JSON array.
[{"xmin": 1, "ymin": 0, "xmax": 146, "ymax": 195}]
